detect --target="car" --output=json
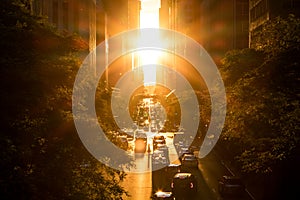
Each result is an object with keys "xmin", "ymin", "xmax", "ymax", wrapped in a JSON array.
[
  {"xmin": 153, "ymin": 139, "xmax": 166, "ymax": 150},
  {"xmin": 171, "ymin": 172, "xmax": 197, "ymax": 199},
  {"xmin": 181, "ymin": 154, "xmax": 198, "ymax": 169},
  {"xmin": 178, "ymin": 149, "xmax": 193, "ymax": 162},
  {"xmin": 153, "ymin": 156, "xmax": 166, "ymax": 164},
  {"xmin": 135, "ymin": 130, "xmax": 147, "ymax": 139},
  {"xmin": 165, "ymin": 164, "xmax": 181, "ymax": 182},
  {"xmin": 156, "ymin": 143, "xmax": 169, "ymax": 157},
  {"xmin": 126, "ymin": 134, "xmax": 134, "ymax": 142},
  {"xmin": 153, "ymin": 134, "xmax": 166, "ymax": 149},
  {"xmin": 188, "ymin": 145, "xmax": 199, "ymax": 153},
  {"xmin": 218, "ymin": 175, "xmax": 245, "ymax": 197},
  {"xmin": 152, "ymin": 191, "xmax": 174, "ymax": 199},
  {"xmin": 134, "ymin": 137, "xmax": 147, "ymax": 153},
  {"xmin": 123, "ymin": 130, "xmax": 134, "ymax": 141},
  {"xmin": 152, "ymin": 153, "xmax": 168, "ymax": 165},
  {"xmin": 153, "ymin": 134, "xmax": 165, "ymax": 141}
]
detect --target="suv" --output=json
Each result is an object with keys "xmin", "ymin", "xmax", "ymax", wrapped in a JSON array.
[
  {"xmin": 218, "ymin": 175, "xmax": 245, "ymax": 197},
  {"xmin": 171, "ymin": 173, "xmax": 197, "ymax": 199}
]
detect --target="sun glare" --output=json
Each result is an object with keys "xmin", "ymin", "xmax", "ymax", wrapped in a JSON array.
[
  {"xmin": 140, "ymin": 12, "xmax": 159, "ymax": 28},
  {"xmin": 139, "ymin": 0, "xmax": 161, "ymax": 86}
]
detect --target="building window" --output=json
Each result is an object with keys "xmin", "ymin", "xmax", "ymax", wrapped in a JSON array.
[
  {"xmin": 250, "ymin": 0, "xmax": 267, "ymax": 21},
  {"xmin": 238, "ymin": 2, "xmax": 249, "ymax": 17}
]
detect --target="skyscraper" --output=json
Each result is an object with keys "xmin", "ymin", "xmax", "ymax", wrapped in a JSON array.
[
  {"xmin": 200, "ymin": 0, "xmax": 249, "ymax": 65},
  {"xmin": 249, "ymin": 0, "xmax": 300, "ymax": 47}
]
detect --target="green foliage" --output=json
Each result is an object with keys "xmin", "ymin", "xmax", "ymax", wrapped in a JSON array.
[
  {"xmin": 219, "ymin": 15, "xmax": 300, "ymax": 175},
  {"xmin": 252, "ymin": 14, "xmax": 300, "ymax": 59},
  {"xmin": 220, "ymin": 48, "xmax": 265, "ymax": 86},
  {"xmin": 0, "ymin": 1, "xmax": 128, "ymax": 199}
]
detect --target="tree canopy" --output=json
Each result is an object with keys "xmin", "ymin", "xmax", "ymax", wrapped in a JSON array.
[
  {"xmin": 219, "ymin": 14, "xmax": 300, "ymax": 175},
  {"xmin": 0, "ymin": 1, "xmax": 128, "ymax": 199}
]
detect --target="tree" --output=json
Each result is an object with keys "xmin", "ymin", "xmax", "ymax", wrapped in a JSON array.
[
  {"xmin": 219, "ymin": 14, "xmax": 300, "ymax": 175},
  {"xmin": 0, "ymin": 1, "xmax": 129, "ymax": 199}
]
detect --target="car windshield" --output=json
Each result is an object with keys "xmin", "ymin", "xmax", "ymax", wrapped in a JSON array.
[
  {"xmin": 154, "ymin": 135, "xmax": 165, "ymax": 140},
  {"xmin": 167, "ymin": 166, "xmax": 180, "ymax": 173},
  {"xmin": 183, "ymin": 155, "xmax": 196, "ymax": 160}
]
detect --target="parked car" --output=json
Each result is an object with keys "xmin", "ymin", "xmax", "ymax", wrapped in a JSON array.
[
  {"xmin": 181, "ymin": 154, "xmax": 198, "ymax": 169},
  {"xmin": 171, "ymin": 172, "xmax": 197, "ymax": 199},
  {"xmin": 218, "ymin": 175, "xmax": 245, "ymax": 197}
]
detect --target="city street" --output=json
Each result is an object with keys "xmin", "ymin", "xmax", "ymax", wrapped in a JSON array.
[{"xmin": 121, "ymin": 131, "xmax": 254, "ymax": 200}]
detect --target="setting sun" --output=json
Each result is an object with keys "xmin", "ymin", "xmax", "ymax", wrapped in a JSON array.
[{"xmin": 139, "ymin": 0, "xmax": 161, "ymax": 86}]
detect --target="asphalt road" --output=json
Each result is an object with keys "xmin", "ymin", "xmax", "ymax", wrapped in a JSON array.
[{"xmin": 121, "ymin": 132, "xmax": 254, "ymax": 200}]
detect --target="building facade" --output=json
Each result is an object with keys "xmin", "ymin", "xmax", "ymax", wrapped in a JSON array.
[
  {"xmin": 32, "ymin": 0, "xmax": 140, "ymax": 49},
  {"xmin": 160, "ymin": 0, "xmax": 249, "ymax": 65},
  {"xmin": 159, "ymin": 0, "xmax": 202, "ymax": 43},
  {"xmin": 200, "ymin": 0, "xmax": 249, "ymax": 65},
  {"xmin": 32, "ymin": 0, "xmax": 98, "ymax": 53},
  {"xmin": 32, "ymin": 0, "xmax": 140, "ymax": 85},
  {"xmin": 249, "ymin": 0, "xmax": 300, "ymax": 47}
]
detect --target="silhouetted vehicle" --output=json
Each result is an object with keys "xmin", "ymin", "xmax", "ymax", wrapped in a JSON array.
[
  {"xmin": 178, "ymin": 148, "xmax": 193, "ymax": 162},
  {"xmin": 181, "ymin": 154, "xmax": 198, "ymax": 169},
  {"xmin": 153, "ymin": 134, "xmax": 166, "ymax": 150},
  {"xmin": 188, "ymin": 145, "xmax": 199, "ymax": 153},
  {"xmin": 135, "ymin": 130, "xmax": 147, "ymax": 139},
  {"xmin": 165, "ymin": 164, "xmax": 181, "ymax": 183},
  {"xmin": 171, "ymin": 172, "xmax": 197, "ymax": 199},
  {"xmin": 218, "ymin": 175, "xmax": 245, "ymax": 197},
  {"xmin": 152, "ymin": 191, "xmax": 174, "ymax": 199},
  {"xmin": 134, "ymin": 137, "xmax": 147, "ymax": 153}
]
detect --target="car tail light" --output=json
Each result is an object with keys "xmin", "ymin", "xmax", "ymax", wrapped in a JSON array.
[{"xmin": 190, "ymin": 182, "xmax": 194, "ymax": 188}]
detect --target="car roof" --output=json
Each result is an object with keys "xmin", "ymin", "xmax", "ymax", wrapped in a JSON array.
[
  {"xmin": 182, "ymin": 153, "xmax": 195, "ymax": 158},
  {"xmin": 154, "ymin": 191, "xmax": 172, "ymax": 197},
  {"xmin": 168, "ymin": 163, "xmax": 181, "ymax": 167},
  {"xmin": 173, "ymin": 172, "xmax": 193, "ymax": 179}
]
